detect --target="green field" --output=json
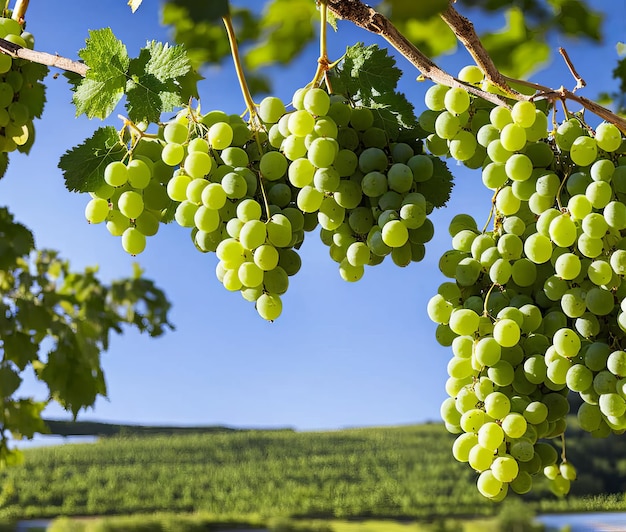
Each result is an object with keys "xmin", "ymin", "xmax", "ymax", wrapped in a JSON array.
[{"xmin": 0, "ymin": 421, "xmax": 625, "ymax": 526}]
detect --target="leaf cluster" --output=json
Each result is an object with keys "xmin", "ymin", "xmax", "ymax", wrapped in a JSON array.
[
  {"xmin": 0, "ymin": 207, "xmax": 173, "ymax": 466},
  {"xmin": 70, "ymin": 28, "xmax": 197, "ymax": 124}
]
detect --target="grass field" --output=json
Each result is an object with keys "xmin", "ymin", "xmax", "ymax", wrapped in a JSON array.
[{"xmin": 0, "ymin": 421, "xmax": 624, "ymax": 527}]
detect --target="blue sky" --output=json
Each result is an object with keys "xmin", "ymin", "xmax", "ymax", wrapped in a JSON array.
[{"xmin": 2, "ymin": 1, "xmax": 624, "ymax": 435}]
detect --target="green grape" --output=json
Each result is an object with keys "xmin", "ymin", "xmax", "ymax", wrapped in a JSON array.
[
  {"xmin": 444, "ymin": 87, "xmax": 470, "ymax": 115},
  {"xmin": 85, "ymin": 197, "xmax": 110, "ymax": 224},
  {"xmin": 608, "ymin": 350, "xmax": 626, "ymax": 377},
  {"xmin": 174, "ymin": 201, "xmax": 198, "ymax": 227},
  {"xmin": 449, "ymin": 130, "xmax": 477, "ymax": 161},
  {"xmin": 595, "ymin": 122, "xmax": 622, "ymax": 152},
  {"xmin": 104, "ymin": 160, "xmax": 128, "ymax": 187},
  {"xmin": 106, "ymin": 209, "xmax": 130, "ymax": 236},
  {"xmin": 495, "ymin": 186, "xmax": 520, "ymax": 215},
  {"xmin": 586, "ymin": 180, "xmax": 612, "ymax": 209},
  {"xmin": 493, "ymin": 318, "xmax": 521, "ymax": 348},
  {"xmin": 135, "ymin": 210, "xmax": 160, "ymax": 236},
  {"xmin": 288, "ymin": 110, "xmax": 316, "ymax": 137},
  {"xmin": 161, "ymin": 142, "xmax": 185, "ymax": 166},
  {"xmin": 339, "ymin": 258, "xmax": 365, "ymax": 282},
  {"xmin": 570, "ymin": 135, "xmax": 598, "ymax": 166},
  {"xmin": 287, "ymin": 157, "xmax": 314, "ymax": 188},
  {"xmin": 482, "ymin": 162, "xmax": 508, "ymax": 189},
  {"xmin": 117, "ymin": 190, "xmax": 144, "ymax": 219},
  {"xmin": 163, "ymin": 121, "xmax": 187, "ymax": 144},
  {"xmin": 313, "ymin": 167, "xmax": 340, "ymax": 193},
  {"xmin": 604, "ymin": 201, "xmax": 626, "ymax": 230},
  {"xmin": 548, "ymin": 214, "xmax": 577, "ymax": 247},
  {"xmin": 303, "ymin": 88, "xmax": 330, "ymax": 116},
  {"xmin": 511, "ymin": 100, "xmax": 536, "ymax": 128},
  {"xmin": 427, "ymin": 294, "xmax": 453, "ymax": 324},
  {"xmin": 523, "ymin": 232, "xmax": 552, "ymax": 264},
  {"xmin": 318, "ymin": 197, "xmax": 345, "ymax": 231},
  {"xmin": 259, "ymin": 96, "xmax": 286, "ymax": 124},
  {"xmin": 577, "ymin": 233, "xmax": 603, "ymax": 258},
  {"xmin": 194, "ymin": 206, "xmax": 220, "ymax": 233},
  {"xmin": 424, "ymin": 84, "xmax": 449, "ymax": 111},
  {"xmin": 500, "ymin": 123, "xmax": 527, "ymax": 152},
  {"xmin": 208, "ymin": 122, "xmax": 234, "ymax": 149},
  {"xmin": 434, "ymin": 111, "xmax": 461, "ymax": 140},
  {"xmin": 490, "ymin": 106, "xmax": 513, "ymax": 130},
  {"xmin": 555, "ymin": 118, "xmax": 583, "ymax": 151},
  {"xmin": 567, "ymin": 194, "xmax": 592, "ymax": 220},
  {"xmin": 296, "ymin": 186, "xmax": 324, "ymax": 213},
  {"xmin": 585, "ymin": 286, "xmax": 615, "ymax": 316},
  {"xmin": 349, "ymin": 107, "xmax": 374, "ymax": 131},
  {"xmin": 308, "ymin": 137, "xmax": 337, "ymax": 168},
  {"xmin": 554, "ymin": 253, "xmax": 581, "ymax": 280},
  {"xmin": 221, "ymin": 172, "xmax": 248, "ymax": 199},
  {"xmin": 478, "ymin": 422, "xmax": 504, "ymax": 451},
  {"xmin": 255, "ymin": 293, "xmax": 282, "ymax": 321},
  {"xmin": 121, "ymin": 227, "xmax": 146, "ymax": 255},
  {"xmin": 449, "ymin": 308, "xmax": 480, "ymax": 336}
]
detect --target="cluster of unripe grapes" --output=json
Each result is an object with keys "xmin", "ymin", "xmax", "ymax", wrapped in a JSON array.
[
  {"xmin": 0, "ymin": 16, "xmax": 43, "ymax": 157},
  {"xmin": 85, "ymin": 83, "xmax": 442, "ymax": 320},
  {"xmin": 426, "ymin": 65, "xmax": 626, "ymax": 500}
]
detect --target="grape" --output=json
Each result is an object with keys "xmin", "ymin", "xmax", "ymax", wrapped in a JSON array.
[
  {"xmin": 595, "ymin": 122, "xmax": 622, "ymax": 152},
  {"xmin": 104, "ymin": 161, "xmax": 128, "ymax": 187},
  {"xmin": 85, "ymin": 197, "xmax": 110, "ymax": 224},
  {"xmin": 164, "ymin": 121, "xmax": 188, "ymax": 144},
  {"xmin": 127, "ymin": 159, "xmax": 152, "ymax": 189},
  {"xmin": 117, "ymin": 190, "xmax": 144, "ymax": 219},
  {"xmin": 570, "ymin": 135, "xmax": 598, "ymax": 166},
  {"xmin": 161, "ymin": 142, "xmax": 185, "ymax": 166},
  {"xmin": 121, "ymin": 227, "xmax": 146, "ymax": 255},
  {"xmin": 209, "ymin": 122, "xmax": 234, "ymax": 149},
  {"xmin": 500, "ymin": 123, "xmax": 526, "ymax": 152},
  {"xmin": 256, "ymin": 293, "xmax": 282, "ymax": 321},
  {"xmin": 511, "ymin": 100, "xmax": 536, "ymax": 128},
  {"xmin": 444, "ymin": 87, "xmax": 471, "ymax": 115},
  {"xmin": 259, "ymin": 96, "xmax": 286, "ymax": 124}
]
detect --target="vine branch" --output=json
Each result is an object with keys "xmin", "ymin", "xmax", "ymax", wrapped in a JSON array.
[
  {"xmin": 0, "ymin": 37, "xmax": 87, "ymax": 76},
  {"xmin": 326, "ymin": 0, "xmax": 626, "ymax": 132},
  {"xmin": 324, "ymin": 0, "xmax": 512, "ymax": 108}
]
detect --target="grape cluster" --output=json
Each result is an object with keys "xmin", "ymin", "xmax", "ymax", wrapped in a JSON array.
[
  {"xmin": 426, "ymin": 66, "xmax": 626, "ymax": 500},
  {"xmin": 0, "ymin": 17, "xmax": 43, "ymax": 158},
  {"xmin": 86, "ymin": 84, "xmax": 445, "ymax": 320}
]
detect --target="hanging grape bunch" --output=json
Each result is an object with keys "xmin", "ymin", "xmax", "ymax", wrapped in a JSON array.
[{"xmin": 426, "ymin": 64, "xmax": 626, "ymax": 500}]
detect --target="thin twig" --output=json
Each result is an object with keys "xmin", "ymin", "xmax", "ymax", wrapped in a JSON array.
[
  {"xmin": 11, "ymin": 0, "xmax": 28, "ymax": 23},
  {"xmin": 325, "ymin": 0, "xmax": 512, "ymax": 108},
  {"xmin": 559, "ymin": 47, "xmax": 586, "ymax": 91},
  {"xmin": 439, "ymin": 3, "xmax": 519, "ymax": 97},
  {"xmin": 0, "ymin": 37, "xmax": 88, "ymax": 76}
]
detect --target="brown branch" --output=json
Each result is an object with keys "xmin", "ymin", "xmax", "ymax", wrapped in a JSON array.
[
  {"xmin": 439, "ymin": 3, "xmax": 519, "ymax": 97},
  {"xmin": 325, "ymin": 0, "xmax": 512, "ymax": 108},
  {"xmin": 327, "ymin": 0, "xmax": 626, "ymax": 133},
  {"xmin": 0, "ymin": 37, "xmax": 87, "ymax": 76}
]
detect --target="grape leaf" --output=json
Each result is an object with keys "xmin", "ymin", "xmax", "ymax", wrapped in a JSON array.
[
  {"xmin": 59, "ymin": 126, "xmax": 126, "ymax": 193},
  {"xmin": 331, "ymin": 43, "xmax": 417, "ymax": 140},
  {"xmin": 125, "ymin": 41, "xmax": 191, "ymax": 123},
  {"xmin": 167, "ymin": 0, "xmax": 230, "ymax": 23},
  {"xmin": 415, "ymin": 157, "xmax": 454, "ymax": 208},
  {"xmin": 0, "ymin": 367, "xmax": 22, "ymax": 398},
  {"xmin": 73, "ymin": 29, "xmax": 130, "ymax": 119}
]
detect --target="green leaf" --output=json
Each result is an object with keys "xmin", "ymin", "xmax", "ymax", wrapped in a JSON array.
[
  {"xmin": 383, "ymin": 0, "xmax": 450, "ymax": 21},
  {"xmin": 0, "ymin": 366, "xmax": 21, "ymax": 398},
  {"xmin": 73, "ymin": 28, "xmax": 130, "ymax": 119},
  {"xmin": 395, "ymin": 16, "xmax": 457, "ymax": 58},
  {"xmin": 167, "ymin": 0, "xmax": 230, "ymax": 24},
  {"xmin": 58, "ymin": 126, "xmax": 126, "ymax": 193},
  {"xmin": 245, "ymin": 0, "xmax": 317, "ymax": 69},
  {"xmin": 3, "ymin": 332, "xmax": 39, "ymax": 370},
  {"xmin": 415, "ymin": 157, "xmax": 453, "ymax": 208},
  {"xmin": 331, "ymin": 43, "xmax": 417, "ymax": 140},
  {"xmin": 125, "ymin": 41, "xmax": 191, "ymax": 123},
  {"xmin": 547, "ymin": 0, "xmax": 603, "ymax": 41},
  {"xmin": 481, "ymin": 7, "xmax": 550, "ymax": 77}
]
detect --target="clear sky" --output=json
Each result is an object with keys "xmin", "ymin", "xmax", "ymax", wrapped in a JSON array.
[{"xmin": 2, "ymin": 1, "xmax": 624, "ymax": 436}]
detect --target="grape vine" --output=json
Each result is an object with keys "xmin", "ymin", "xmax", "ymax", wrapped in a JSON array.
[{"xmin": 1, "ymin": 0, "xmax": 626, "ymax": 503}]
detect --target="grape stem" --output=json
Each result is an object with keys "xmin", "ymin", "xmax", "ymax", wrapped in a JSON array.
[
  {"xmin": 222, "ymin": 15, "xmax": 259, "ymax": 127},
  {"xmin": 311, "ymin": 0, "xmax": 331, "ymax": 88},
  {"xmin": 482, "ymin": 282, "xmax": 497, "ymax": 318},
  {"xmin": 11, "ymin": 0, "xmax": 28, "ymax": 23},
  {"xmin": 561, "ymin": 433, "xmax": 567, "ymax": 462}
]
